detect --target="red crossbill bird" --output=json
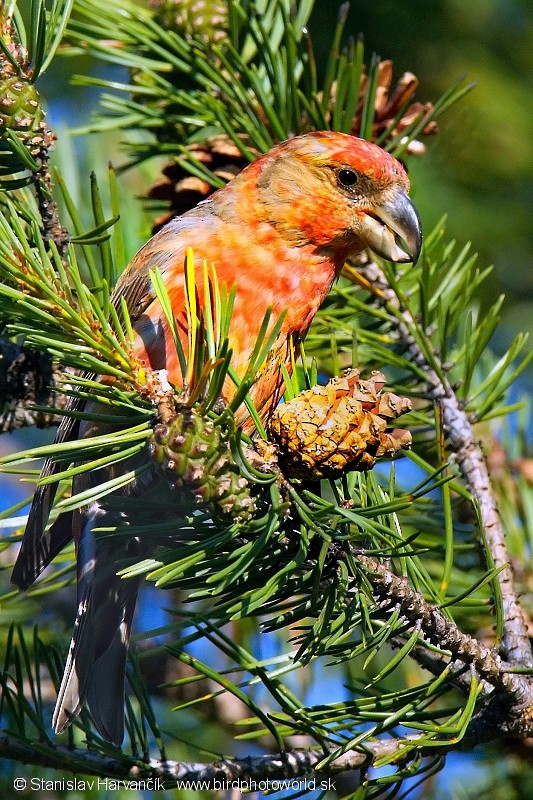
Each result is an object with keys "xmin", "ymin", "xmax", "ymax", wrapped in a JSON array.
[{"xmin": 11, "ymin": 131, "xmax": 421, "ymax": 744}]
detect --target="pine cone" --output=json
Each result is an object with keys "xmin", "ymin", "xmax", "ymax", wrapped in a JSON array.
[
  {"xmin": 150, "ymin": 0, "xmax": 228, "ymax": 44},
  {"xmin": 131, "ymin": 1, "xmax": 229, "ymax": 164},
  {"xmin": 148, "ymin": 135, "xmax": 256, "ymax": 231},
  {"xmin": 0, "ymin": 16, "xmax": 55, "ymax": 163},
  {"xmin": 269, "ymin": 369, "xmax": 412, "ymax": 480},
  {"xmin": 148, "ymin": 407, "xmax": 256, "ymax": 521}
]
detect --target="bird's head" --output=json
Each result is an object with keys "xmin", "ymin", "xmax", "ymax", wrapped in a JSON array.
[{"xmin": 248, "ymin": 131, "xmax": 422, "ymax": 265}]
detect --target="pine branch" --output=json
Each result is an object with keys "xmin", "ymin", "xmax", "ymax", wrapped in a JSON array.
[
  {"xmin": 0, "ymin": 5, "xmax": 70, "ymax": 253},
  {"xmin": 32, "ymin": 157, "xmax": 70, "ymax": 255},
  {"xmin": 0, "ymin": 700, "xmax": 523, "ymax": 786},
  {"xmin": 388, "ymin": 637, "xmax": 481, "ymax": 696},
  {"xmin": 356, "ymin": 552, "xmax": 532, "ymax": 716},
  {"xmin": 0, "ymin": 730, "xmax": 430, "ymax": 787},
  {"xmin": 352, "ymin": 256, "xmax": 533, "ymax": 668},
  {"xmin": 0, "ymin": 730, "xmax": 487, "ymax": 789}
]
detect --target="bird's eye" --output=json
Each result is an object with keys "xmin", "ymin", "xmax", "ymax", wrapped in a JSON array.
[{"xmin": 338, "ymin": 168, "xmax": 358, "ymax": 188}]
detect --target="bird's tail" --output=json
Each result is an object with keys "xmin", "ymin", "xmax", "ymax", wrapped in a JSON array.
[{"xmin": 52, "ymin": 506, "xmax": 143, "ymax": 745}]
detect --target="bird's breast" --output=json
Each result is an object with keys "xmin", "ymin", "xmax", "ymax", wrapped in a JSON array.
[{"xmin": 128, "ymin": 215, "xmax": 338, "ymax": 422}]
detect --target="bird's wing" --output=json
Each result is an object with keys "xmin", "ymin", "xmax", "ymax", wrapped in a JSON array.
[
  {"xmin": 12, "ymin": 206, "xmax": 221, "ymax": 590},
  {"xmin": 11, "ymin": 404, "xmax": 83, "ymax": 589},
  {"xmin": 110, "ymin": 209, "xmax": 218, "ymax": 319}
]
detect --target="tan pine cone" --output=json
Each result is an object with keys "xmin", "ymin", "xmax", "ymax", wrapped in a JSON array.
[{"xmin": 269, "ymin": 369, "xmax": 412, "ymax": 480}]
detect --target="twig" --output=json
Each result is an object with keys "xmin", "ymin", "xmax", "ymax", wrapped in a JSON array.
[
  {"xmin": 352, "ymin": 257, "xmax": 533, "ymax": 668},
  {"xmin": 32, "ymin": 162, "xmax": 70, "ymax": 256},
  {"xmin": 389, "ymin": 635, "xmax": 484, "ymax": 695}
]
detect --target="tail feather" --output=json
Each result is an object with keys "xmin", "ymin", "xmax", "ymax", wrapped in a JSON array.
[
  {"xmin": 52, "ymin": 508, "xmax": 143, "ymax": 745},
  {"xmin": 12, "ymin": 388, "xmax": 146, "ymax": 745},
  {"xmin": 52, "ymin": 590, "xmax": 92, "ymax": 733},
  {"xmin": 86, "ymin": 592, "xmax": 138, "ymax": 745}
]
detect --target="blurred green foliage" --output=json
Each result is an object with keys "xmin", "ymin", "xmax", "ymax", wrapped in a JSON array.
[{"xmin": 310, "ymin": 0, "xmax": 533, "ymax": 356}]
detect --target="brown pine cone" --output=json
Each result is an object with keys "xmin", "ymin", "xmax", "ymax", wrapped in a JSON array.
[
  {"xmin": 148, "ymin": 135, "xmax": 257, "ymax": 231},
  {"xmin": 324, "ymin": 60, "xmax": 436, "ymax": 155},
  {"xmin": 367, "ymin": 60, "xmax": 437, "ymax": 146},
  {"xmin": 269, "ymin": 369, "xmax": 412, "ymax": 480}
]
